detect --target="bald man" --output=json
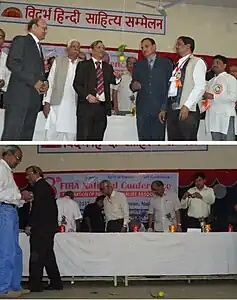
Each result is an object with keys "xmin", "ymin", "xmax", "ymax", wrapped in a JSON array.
[
  {"xmin": 1, "ymin": 18, "xmax": 48, "ymax": 141},
  {"xmin": 43, "ymin": 39, "xmax": 81, "ymax": 141}
]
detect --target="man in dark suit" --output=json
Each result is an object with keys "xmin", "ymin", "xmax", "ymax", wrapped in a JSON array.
[
  {"xmin": 130, "ymin": 38, "xmax": 173, "ymax": 141},
  {"xmin": 73, "ymin": 40, "xmax": 121, "ymax": 141},
  {"xmin": 18, "ymin": 184, "xmax": 33, "ymax": 230},
  {"xmin": 1, "ymin": 18, "xmax": 48, "ymax": 141},
  {"xmin": 24, "ymin": 166, "xmax": 62, "ymax": 292}
]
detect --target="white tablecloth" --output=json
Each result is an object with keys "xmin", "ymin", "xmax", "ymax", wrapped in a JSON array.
[
  {"xmin": 19, "ymin": 232, "xmax": 237, "ymax": 277},
  {"xmin": 0, "ymin": 110, "xmax": 212, "ymax": 141}
]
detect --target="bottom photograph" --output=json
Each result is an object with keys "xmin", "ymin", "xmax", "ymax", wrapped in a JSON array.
[{"xmin": 0, "ymin": 144, "xmax": 237, "ymax": 299}]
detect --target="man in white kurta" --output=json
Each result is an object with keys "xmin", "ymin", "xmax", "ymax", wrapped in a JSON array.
[
  {"xmin": 204, "ymin": 55, "xmax": 237, "ymax": 141},
  {"xmin": 0, "ymin": 29, "xmax": 11, "ymax": 138},
  {"xmin": 43, "ymin": 39, "xmax": 81, "ymax": 141},
  {"xmin": 112, "ymin": 57, "xmax": 137, "ymax": 114}
]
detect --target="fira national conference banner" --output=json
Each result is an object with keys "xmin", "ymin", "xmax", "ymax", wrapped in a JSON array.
[{"xmin": 45, "ymin": 172, "xmax": 178, "ymax": 222}]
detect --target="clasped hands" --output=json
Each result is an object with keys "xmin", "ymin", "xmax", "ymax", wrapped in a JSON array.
[
  {"xmin": 34, "ymin": 80, "xmax": 49, "ymax": 94},
  {"xmin": 21, "ymin": 190, "xmax": 33, "ymax": 201},
  {"xmin": 183, "ymin": 191, "xmax": 202, "ymax": 199}
]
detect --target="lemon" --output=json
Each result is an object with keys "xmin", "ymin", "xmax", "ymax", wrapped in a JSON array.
[{"xmin": 119, "ymin": 55, "xmax": 125, "ymax": 62}]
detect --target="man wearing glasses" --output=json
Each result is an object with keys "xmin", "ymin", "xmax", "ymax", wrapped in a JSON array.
[
  {"xmin": 0, "ymin": 145, "xmax": 33, "ymax": 297},
  {"xmin": 100, "ymin": 180, "xmax": 129, "ymax": 232},
  {"xmin": 1, "ymin": 18, "xmax": 48, "ymax": 141},
  {"xmin": 148, "ymin": 180, "xmax": 181, "ymax": 232}
]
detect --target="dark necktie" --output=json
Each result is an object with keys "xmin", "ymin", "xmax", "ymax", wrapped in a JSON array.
[
  {"xmin": 95, "ymin": 61, "xmax": 104, "ymax": 95},
  {"xmin": 149, "ymin": 58, "xmax": 154, "ymax": 70},
  {"xmin": 38, "ymin": 42, "xmax": 43, "ymax": 57}
]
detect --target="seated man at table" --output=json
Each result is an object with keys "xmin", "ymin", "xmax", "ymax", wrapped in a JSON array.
[
  {"xmin": 148, "ymin": 180, "xmax": 181, "ymax": 232},
  {"xmin": 57, "ymin": 191, "xmax": 82, "ymax": 232},
  {"xmin": 100, "ymin": 180, "xmax": 129, "ymax": 232},
  {"xmin": 81, "ymin": 195, "xmax": 105, "ymax": 232},
  {"xmin": 180, "ymin": 172, "xmax": 215, "ymax": 230}
]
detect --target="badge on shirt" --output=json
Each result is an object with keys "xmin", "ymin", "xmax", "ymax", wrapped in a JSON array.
[
  {"xmin": 213, "ymin": 84, "xmax": 223, "ymax": 95},
  {"xmin": 175, "ymin": 70, "xmax": 182, "ymax": 88}
]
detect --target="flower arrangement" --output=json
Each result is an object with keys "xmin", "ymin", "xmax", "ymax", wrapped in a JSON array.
[{"xmin": 118, "ymin": 44, "xmax": 127, "ymax": 62}]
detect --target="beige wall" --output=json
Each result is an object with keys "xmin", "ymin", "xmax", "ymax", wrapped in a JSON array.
[
  {"xmin": 4, "ymin": 145, "xmax": 237, "ymax": 172},
  {"xmin": 1, "ymin": 0, "xmax": 237, "ymax": 57}
]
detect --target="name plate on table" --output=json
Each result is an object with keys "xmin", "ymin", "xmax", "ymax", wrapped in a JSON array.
[{"xmin": 187, "ymin": 228, "xmax": 201, "ymax": 233}]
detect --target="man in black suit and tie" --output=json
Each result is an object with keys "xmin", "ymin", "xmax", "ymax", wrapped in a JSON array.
[
  {"xmin": 1, "ymin": 18, "xmax": 48, "ymax": 141},
  {"xmin": 130, "ymin": 38, "xmax": 173, "ymax": 141},
  {"xmin": 24, "ymin": 166, "xmax": 62, "ymax": 292},
  {"xmin": 18, "ymin": 184, "xmax": 33, "ymax": 230},
  {"xmin": 73, "ymin": 40, "xmax": 121, "ymax": 141}
]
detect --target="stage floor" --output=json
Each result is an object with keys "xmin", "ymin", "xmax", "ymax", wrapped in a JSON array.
[{"xmin": 21, "ymin": 281, "xmax": 237, "ymax": 299}]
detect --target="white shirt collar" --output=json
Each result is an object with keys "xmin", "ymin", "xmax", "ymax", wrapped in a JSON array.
[
  {"xmin": 29, "ymin": 32, "xmax": 40, "ymax": 45},
  {"xmin": 178, "ymin": 53, "xmax": 192, "ymax": 65},
  {"xmin": 195, "ymin": 185, "xmax": 208, "ymax": 191},
  {"xmin": 216, "ymin": 71, "xmax": 227, "ymax": 77},
  {"xmin": 68, "ymin": 57, "xmax": 79, "ymax": 64},
  {"xmin": 92, "ymin": 56, "xmax": 102, "ymax": 65},
  {"xmin": 36, "ymin": 177, "xmax": 42, "ymax": 182},
  {"xmin": 0, "ymin": 158, "xmax": 12, "ymax": 171}
]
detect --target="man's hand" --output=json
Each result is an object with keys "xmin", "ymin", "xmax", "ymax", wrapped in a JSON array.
[
  {"xmin": 0, "ymin": 79, "xmax": 5, "ymax": 89},
  {"xmin": 43, "ymin": 102, "xmax": 50, "ymax": 118},
  {"xmin": 131, "ymin": 81, "xmax": 141, "ymax": 91},
  {"xmin": 113, "ymin": 71, "xmax": 122, "ymax": 79},
  {"xmin": 25, "ymin": 226, "xmax": 31, "ymax": 236},
  {"xmin": 39, "ymin": 81, "xmax": 49, "ymax": 93},
  {"xmin": 179, "ymin": 105, "xmax": 189, "ymax": 121},
  {"xmin": 182, "ymin": 192, "xmax": 191, "ymax": 199},
  {"xmin": 203, "ymin": 92, "xmax": 214, "ymax": 100},
  {"xmin": 34, "ymin": 80, "xmax": 44, "ymax": 91},
  {"xmin": 191, "ymin": 192, "xmax": 203, "ymax": 199},
  {"xmin": 87, "ymin": 94, "xmax": 99, "ymax": 104},
  {"xmin": 21, "ymin": 190, "xmax": 33, "ymax": 201},
  {"xmin": 159, "ymin": 110, "xmax": 166, "ymax": 124}
]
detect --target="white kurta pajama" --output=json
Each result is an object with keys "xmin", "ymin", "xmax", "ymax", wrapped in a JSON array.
[
  {"xmin": 44, "ymin": 58, "xmax": 79, "ymax": 141},
  {"xmin": 205, "ymin": 72, "xmax": 237, "ymax": 140}
]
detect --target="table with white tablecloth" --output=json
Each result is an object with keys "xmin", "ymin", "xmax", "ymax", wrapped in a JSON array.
[
  {"xmin": 19, "ymin": 232, "xmax": 237, "ymax": 281},
  {"xmin": 0, "ymin": 110, "xmax": 212, "ymax": 141}
]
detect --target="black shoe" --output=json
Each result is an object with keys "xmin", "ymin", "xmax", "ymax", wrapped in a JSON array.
[{"xmin": 44, "ymin": 284, "xmax": 63, "ymax": 291}]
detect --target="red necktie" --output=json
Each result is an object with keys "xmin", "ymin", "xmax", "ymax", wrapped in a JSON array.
[{"xmin": 96, "ymin": 61, "xmax": 104, "ymax": 95}]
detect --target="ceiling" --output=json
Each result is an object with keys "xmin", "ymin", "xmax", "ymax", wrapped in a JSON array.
[{"xmin": 140, "ymin": 0, "xmax": 237, "ymax": 8}]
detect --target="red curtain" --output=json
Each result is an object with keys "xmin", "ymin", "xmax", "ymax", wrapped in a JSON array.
[{"xmin": 14, "ymin": 169, "xmax": 237, "ymax": 189}]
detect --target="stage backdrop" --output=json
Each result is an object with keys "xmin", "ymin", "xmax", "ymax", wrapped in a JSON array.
[
  {"xmin": 14, "ymin": 169, "xmax": 237, "ymax": 231},
  {"xmin": 2, "ymin": 41, "xmax": 237, "ymax": 70},
  {"xmin": 45, "ymin": 172, "xmax": 178, "ymax": 222}
]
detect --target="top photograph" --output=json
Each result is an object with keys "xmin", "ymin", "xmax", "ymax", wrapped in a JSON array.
[{"xmin": 0, "ymin": 0, "xmax": 236, "ymax": 142}]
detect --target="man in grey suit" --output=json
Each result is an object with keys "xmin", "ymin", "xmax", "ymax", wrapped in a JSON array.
[
  {"xmin": 1, "ymin": 18, "xmax": 48, "ymax": 141},
  {"xmin": 130, "ymin": 38, "xmax": 173, "ymax": 141}
]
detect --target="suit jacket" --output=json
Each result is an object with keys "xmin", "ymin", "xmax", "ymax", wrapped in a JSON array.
[
  {"xmin": 18, "ymin": 184, "xmax": 33, "ymax": 230},
  {"xmin": 28, "ymin": 178, "xmax": 58, "ymax": 233},
  {"xmin": 73, "ymin": 59, "xmax": 117, "ymax": 116},
  {"xmin": 131, "ymin": 56, "xmax": 173, "ymax": 116},
  {"xmin": 5, "ymin": 34, "xmax": 46, "ymax": 109}
]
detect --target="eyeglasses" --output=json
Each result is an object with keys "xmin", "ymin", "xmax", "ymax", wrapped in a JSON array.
[{"xmin": 14, "ymin": 155, "xmax": 22, "ymax": 162}]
